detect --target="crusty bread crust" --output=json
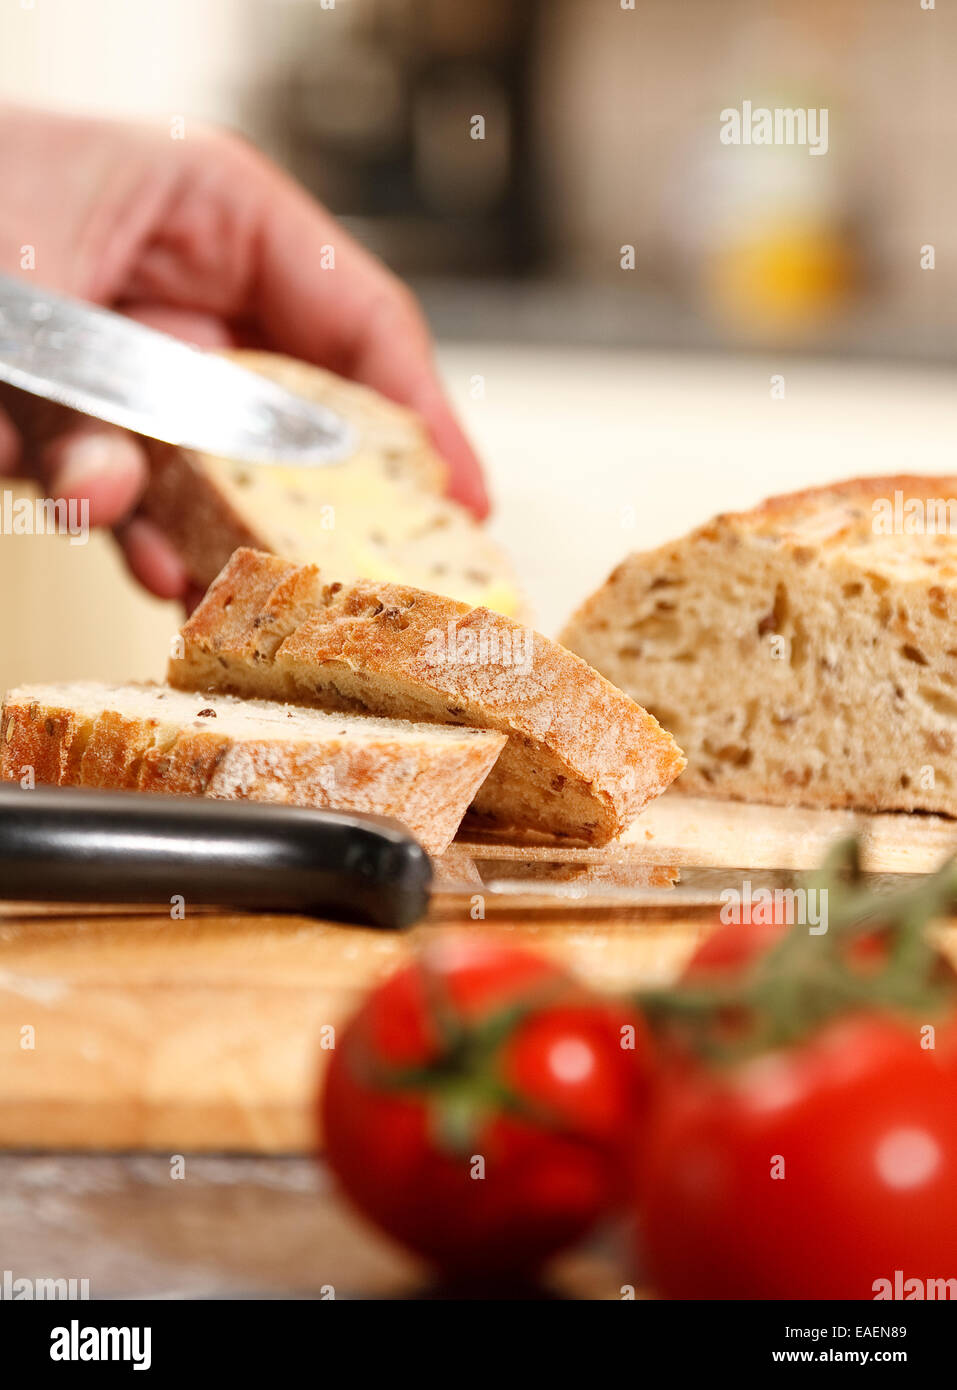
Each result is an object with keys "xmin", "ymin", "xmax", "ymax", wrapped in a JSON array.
[
  {"xmin": 169, "ymin": 548, "xmax": 686, "ymax": 845},
  {"xmin": 561, "ymin": 474, "xmax": 957, "ymax": 817},
  {"xmin": 138, "ymin": 350, "xmax": 523, "ymax": 614},
  {"xmin": 138, "ymin": 440, "xmax": 262, "ymax": 587},
  {"xmin": 723, "ymin": 474, "xmax": 957, "ymax": 533},
  {"xmin": 1, "ymin": 682, "xmax": 506, "ymax": 856}
]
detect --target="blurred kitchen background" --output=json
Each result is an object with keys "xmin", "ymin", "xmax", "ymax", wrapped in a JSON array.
[{"xmin": 0, "ymin": 0, "xmax": 955, "ymax": 681}]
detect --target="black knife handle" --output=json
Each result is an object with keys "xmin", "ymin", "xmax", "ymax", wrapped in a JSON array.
[{"xmin": 0, "ymin": 784, "xmax": 432, "ymax": 930}]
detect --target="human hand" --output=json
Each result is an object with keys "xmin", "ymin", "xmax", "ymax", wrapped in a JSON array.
[{"xmin": 0, "ymin": 104, "xmax": 488, "ymax": 601}]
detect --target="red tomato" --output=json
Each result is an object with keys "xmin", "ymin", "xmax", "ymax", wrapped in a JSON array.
[
  {"xmin": 640, "ymin": 1015, "xmax": 957, "ymax": 1299},
  {"xmin": 684, "ymin": 916, "xmax": 788, "ymax": 981},
  {"xmin": 321, "ymin": 936, "xmax": 653, "ymax": 1277},
  {"xmin": 688, "ymin": 913, "xmax": 955, "ymax": 986},
  {"xmin": 649, "ymin": 917, "xmax": 793, "ymax": 1063}
]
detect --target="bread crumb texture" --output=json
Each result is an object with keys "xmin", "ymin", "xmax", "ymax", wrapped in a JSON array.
[
  {"xmin": 0, "ymin": 680, "xmax": 506, "ymax": 855},
  {"xmin": 561, "ymin": 475, "xmax": 957, "ymax": 816},
  {"xmin": 138, "ymin": 350, "xmax": 524, "ymax": 617},
  {"xmin": 170, "ymin": 548, "xmax": 685, "ymax": 844}
]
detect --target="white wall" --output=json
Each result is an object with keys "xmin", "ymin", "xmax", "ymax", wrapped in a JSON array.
[{"xmin": 0, "ymin": 0, "xmax": 348, "ymax": 126}]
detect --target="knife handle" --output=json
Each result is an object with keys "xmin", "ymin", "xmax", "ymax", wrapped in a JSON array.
[{"xmin": 0, "ymin": 784, "xmax": 432, "ymax": 930}]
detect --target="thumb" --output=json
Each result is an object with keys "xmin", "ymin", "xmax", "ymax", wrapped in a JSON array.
[
  {"xmin": 0, "ymin": 383, "xmax": 147, "ymax": 526},
  {"xmin": 43, "ymin": 422, "xmax": 148, "ymax": 527}
]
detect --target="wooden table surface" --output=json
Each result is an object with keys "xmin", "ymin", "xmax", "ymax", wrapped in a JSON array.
[
  {"xmin": 0, "ymin": 1151, "xmax": 631, "ymax": 1300},
  {"xmin": 0, "ymin": 899, "xmax": 713, "ymax": 1152},
  {"xmin": 0, "ymin": 891, "xmax": 670, "ymax": 1297},
  {"xmin": 4, "ymin": 793, "xmax": 957, "ymax": 1152}
]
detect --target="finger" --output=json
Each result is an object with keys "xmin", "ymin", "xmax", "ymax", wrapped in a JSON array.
[
  {"xmin": 0, "ymin": 383, "xmax": 148, "ymax": 522},
  {"xmin": 247, "ymin": 158, "xmax": 490, "ymax": 516},
  {"xmin": 0, "ymin": 407, "xmax": 22, "ymax": 476},
  {"xmin": 422, "ymin": 399, "xmax": 489, "ymax": 519},
  {"xmin": 343, "ymin": 297, "xmax": 490, "ymax": 518},
  {"xmin": 40, "ymin": 306, "xmax": 234, "ymax": 533},
  {"xmin": 118, "ymin": 302, "xmax": 240, "ymax": 348},
  {"xmin": 115, "ymin": 515, "xmax": 191, "ymax": 601},
  {"xmin": 44, "ymin": 423, "xmax": 149, "ymax": 528}
]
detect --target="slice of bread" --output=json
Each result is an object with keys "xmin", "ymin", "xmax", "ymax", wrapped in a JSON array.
[
  {"xmin": 138, "ymin": 350, "xmax": 524, "ymax": 616},
  {"xmin": 560, "ymin": 474, "xmax": 957, "ymax": 815},
  {"xmin": 0, "ymin": 681, "xmax": 506, "ymax": 855},
  {"xmin": 168, "ymin": 548, "xmax": 685, "ymax": 845}
]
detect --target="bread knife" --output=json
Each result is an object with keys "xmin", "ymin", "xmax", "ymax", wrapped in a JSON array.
[
  {"xmin": 0, "ymin": 274, "xmax": 356, "ymax": 466},
  {"xmin": 0, "ymin": 785, "xmax": 430, "ymax": 930},
  {"xmin": 0, "ymin": 785, "xmax": 913, "ymax": 929}
]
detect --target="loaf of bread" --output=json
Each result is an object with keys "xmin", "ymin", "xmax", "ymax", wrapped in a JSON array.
[
  {"xmin": 560, "ymin": 475, "xmax": 957, "ymax": 815},
  {"xmin": 0, "ymin": 681, "xmax": 506, "ymax": 855},
  {"xmin": 168, "ymin": 548, "xmax": 685, "ymax": 845},
  {"xmin": 138, "ymin": 350, "xmax": 524, "ymax": 616}
]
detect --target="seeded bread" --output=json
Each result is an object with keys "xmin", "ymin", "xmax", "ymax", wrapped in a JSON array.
[
  {"xmin": 560, "ymin": 474, "xmax": 957, "ymax": 815},
  {"xmin": 0, "ymin": 681, "xmax": 506, "ymax": 855},
  {"xmin": 167, "ymin": 548, "xmax": 685, "ymax": 844},
  {"xmin": 138, "ymin": 350, "xmax": 523, "ymax": 616}
]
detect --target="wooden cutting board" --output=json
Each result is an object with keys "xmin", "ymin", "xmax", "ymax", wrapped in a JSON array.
[{"xmin": 2, "ymin": 794, "xmax": 957, "ymax": 1154}]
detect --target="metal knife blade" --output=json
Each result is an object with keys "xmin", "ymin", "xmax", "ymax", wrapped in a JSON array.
[
  {"xmin": 0, "ymin": 274, "xmax": 356, "ymax": 466},
  {"xmin": 0, "ymin": 782, "xmax": 929, "ymax": 928},
  {"xmin": 432, "ymin": 865, "xmax": 916, "ymax": 911}
]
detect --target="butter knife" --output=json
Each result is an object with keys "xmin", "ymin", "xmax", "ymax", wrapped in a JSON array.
[{"xmin": 0, "ymin": 273, "xmax": 355, "ymax": 466}]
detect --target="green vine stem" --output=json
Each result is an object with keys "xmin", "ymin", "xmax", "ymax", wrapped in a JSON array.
[{"xmin": 635, "ymin": 837, "xmax": 957, "ymax": 1064}]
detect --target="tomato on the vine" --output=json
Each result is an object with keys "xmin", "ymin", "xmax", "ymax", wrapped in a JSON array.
[
  {"xmin": 321, "ymin": 936, "xmax": 654, "ymax": 1277},
  {"xmin": 635, "ymin": 848, "xmax": 957, "ymax": 1299},
  {"xmin": 684, "ymin": 915, "xmax": 789, "ymax": 981},
  {"xmin": 640, "ymin": 1013, "xmax": 957, "ymax": 1299}
]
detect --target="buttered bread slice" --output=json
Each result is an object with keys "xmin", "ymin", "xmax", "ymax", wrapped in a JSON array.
[
  {"xmin": 168, "ymin": 548, "xmax": 685, "ymax": 845},
  {"xmin": 139, "ymin": 350, "xmax": 524, "ymax": 616},
  {"xmin": 561, "ymin": 475, "xmax": 957, "ymax": 815},
  {"xmin": 0, "ymin": 682, "xmax": 505, "ymax": 855}
]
